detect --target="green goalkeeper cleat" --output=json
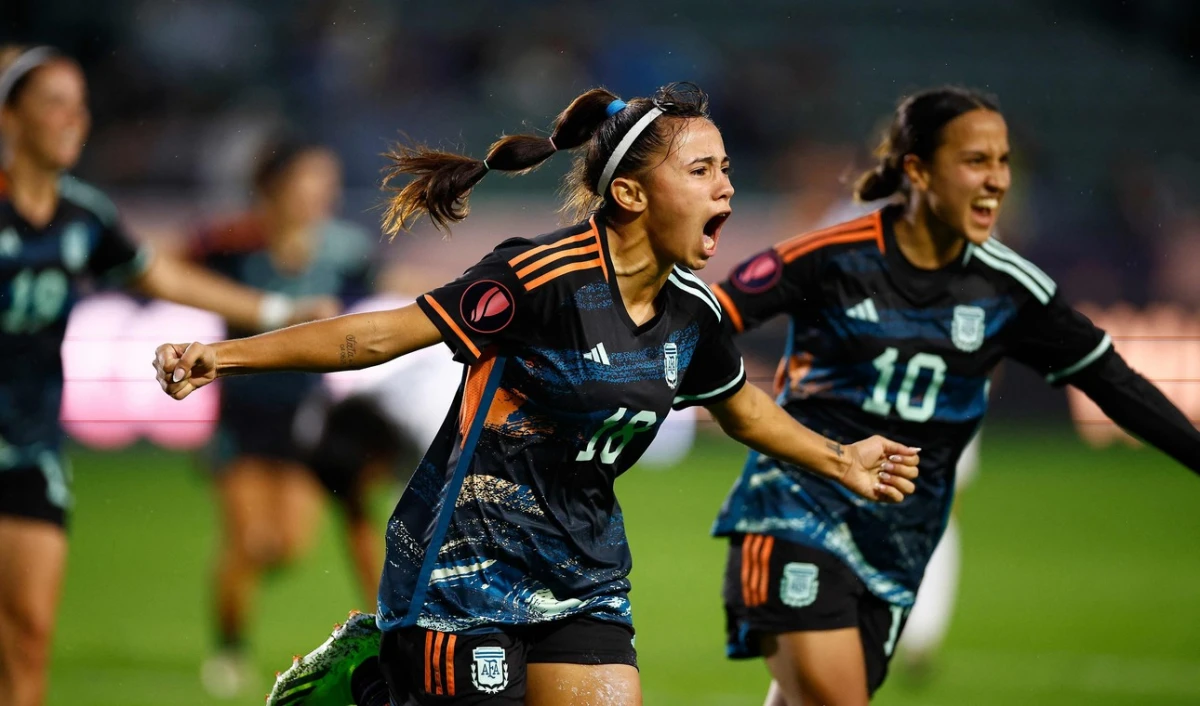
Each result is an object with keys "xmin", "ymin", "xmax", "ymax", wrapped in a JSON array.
[{"xmin": 267, "ymin": 610, "xmax": 381, "ymax": 706}]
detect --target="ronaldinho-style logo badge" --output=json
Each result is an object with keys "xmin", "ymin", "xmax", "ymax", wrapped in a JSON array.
[
  {"xmin": 663, "ymin": 342, "xmax": 679, "ymax": 389},
  {"xmin": 459, "ymin": 280, "xmax": 515, "ymax": 334},
  {"xmin": 951, "ymin": 304, "xmax": 986, "ymax": 352},
  {"xmin": 471, "ymin": 646, "xmax": 509, "ymax": 694},
  {"xmin": 731, "ymin": 250, "xmax": 783, "ymax": 294}
]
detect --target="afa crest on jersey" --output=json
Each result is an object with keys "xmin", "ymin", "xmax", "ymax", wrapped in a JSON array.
[
  {"xmin": 663, "ymin": 342, "xmax": 679, "ymax": 389},
  {"xmin": 951, "ymin": 305, "xmax": 986, "ymax": 352},
  {"xmin": 471, "ymin": 646, "xmax": 508, "ymax": 694}
]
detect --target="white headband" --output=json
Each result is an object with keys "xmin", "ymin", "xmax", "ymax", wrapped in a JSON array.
[
  {"xmin": 596, "ymin": 106, "xmax": 664, "ymax": 195},
  {"xmin": 0, "ymin": 46, "xmax": 58, "ymax": 107}
]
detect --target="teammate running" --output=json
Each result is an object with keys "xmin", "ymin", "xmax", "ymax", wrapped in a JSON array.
[
  {"xmin": 154, "ymin": 82, "xmax": 920, "ymax": 706},
  {"xmin": 0, "ymin": 45, "xmax": 330, "ymax": 706},
  {"xmin": 709, "ymin": 86, "xmax": 1200, "ymax": 705},
  {"xmin": 187, "ymin": 139, "xmax": 370, "ymax": 698}
]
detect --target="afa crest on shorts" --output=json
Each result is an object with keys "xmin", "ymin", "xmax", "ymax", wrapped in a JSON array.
[
  {"xmin": 951, "ymin": 305, "xmax": 986, "ymax": 352},
  {"xmin": 663, "ymin": 342, "xmax": 679, "ymax": 389},
  {"xmin": 780, "ymin": 562, "xmax": 819, "ymax": 608},
  {"xmin": 471, "ymin": 646, "xmax": 508, "ymax": 694}
]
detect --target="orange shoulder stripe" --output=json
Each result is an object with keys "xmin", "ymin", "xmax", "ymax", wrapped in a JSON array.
[
  {"xmin": 515, "ymin": 242, "xmax": 600, "ymax": 279},
  {"xmin": 711, "ymin": 283, "xmax": 744, "ymax": 333},
  {"xmin": 524, "ymin": 258, "xmax": 603, "ymax": 291},
  {"xmin": 421, "ymin": 294, "xmax": 481, "ymax": 360},
  {"xmin": 777, "ymin": 211, "xmax": 884, "ymax": 263},
  {"xmin": 508, "ymin": 230, "xmax": 596, "ymax": 268},
  {"xmin": 590, "ymin": 216, "xmax": 609, "ymax": 281}
]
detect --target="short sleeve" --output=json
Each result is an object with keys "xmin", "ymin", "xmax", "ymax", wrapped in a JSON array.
[
  {"xmin": 417, "ymin": 245, "xmax": 534, "ymax": 365},
  {"xmin": 86, "ymin": 214, "xmax": 150, "ymax": 285},
  {"xmin": 672, "ymin": 315, "xmax": 747, "ymax": 410},
  {"xmin": 58, "ymin": 176, "xmax": 150, "ymax": 284},
  {"xmin": 1006, "ymin": 293, "xmax": 1112, "ymax": 386},
  {"xmin": 711, "ymin": 246, "xmax": 813, "ymax": 334}
]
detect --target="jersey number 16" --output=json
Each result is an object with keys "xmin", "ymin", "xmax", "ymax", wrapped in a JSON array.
[{"xmin": 576, "ymin": 407, "xmax": 658, "ymax": 464}]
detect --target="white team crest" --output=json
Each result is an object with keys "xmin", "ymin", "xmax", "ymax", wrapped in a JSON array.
[
  {"xmin": 471, "ymin": 646, "xmax": 508, "ymax": 694},
  {"xmin": 780, "ymin": 562, "xmax": 819, "ymax": 608},
  {"xmin": 61, "ymin": 223, "xmax": 90, "ymax": 273},
  {"xmin": 951, "ymin": 305, "xmax": 986, "ymax": 352},
  {"xmin": 663, "ymin": 342, "xmax": 679, "ymax": 389}
]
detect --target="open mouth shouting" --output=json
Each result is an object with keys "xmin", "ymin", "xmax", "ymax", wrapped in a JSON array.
[
  {"xmin": 702, "ymin": 211, "xmax": 731, "ymax": 257},
  {"xmin": 970, "ymin": 197, "xmax": 999, "ymax": 229}
]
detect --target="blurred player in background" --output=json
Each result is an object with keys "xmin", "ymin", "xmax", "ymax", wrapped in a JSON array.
[
  {"xmin": 0, "ymin": 46, "xmax": 333, "ymax": 706},
  {"xmin": 185, "ymin": 139, "xmax": 375, "ymax": 698},
  {"xmin": 893, "ymin": 430, "xmax": 978, "ymax": 677},
  {"xmin": 710, "ymin": 86, "xmax": 1200, "ymax": 705},
  {"xmin": 155, "ymin": 82, "xmax": 920, "ymax": 706}
]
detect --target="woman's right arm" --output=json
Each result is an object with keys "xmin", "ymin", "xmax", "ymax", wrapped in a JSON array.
[{"xmin": 154, "ymin": 303, "xmax": 442, "ymax": 400}]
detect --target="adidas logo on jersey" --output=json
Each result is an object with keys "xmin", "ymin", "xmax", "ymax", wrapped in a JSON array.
[
  {"xmin": 583, "ymin": 342, "xmax": 611, "ymax": 365},
  {"xmin": 846, "ymin": 298, "xmax": 879, "ymax": 323}
]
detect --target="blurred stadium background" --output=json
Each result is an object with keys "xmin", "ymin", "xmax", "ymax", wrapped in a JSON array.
[{"xmin": 4, "ymin": 1, "xmax": 1199, "ymax": 704}]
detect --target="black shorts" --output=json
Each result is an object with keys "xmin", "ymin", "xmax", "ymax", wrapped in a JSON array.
[
  {"xmin": 307, "ymin": 394, "xmax": 407, "ymax": 505},
  {"xmin": 379, "ymin": 616, "xmax": 637, "ymax": 705},
  {"xmin": 0, "ymin": 463, "xmax": 71, "ymax": 529},
  {"xmin": 207, "ymin": 399, "xmax": 306, "ymax": 470},
  {"xmin": 723, "ymin": 534, "xmax": 909, "ymax": 695}
]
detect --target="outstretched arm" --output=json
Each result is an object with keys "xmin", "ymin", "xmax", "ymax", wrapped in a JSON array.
[
  {"xmin": 132, "ymin": 252, "xmax": 338, "ymax": 331},
  {"xmin": 1069, "ymin": 349, "xmax": 1200, "ymax": 475},
  {"xmin": 706, "ymin": 383, "xmax": 920, "ymax": 503},
  {"xmin": 154, "ymin": 304, "xmax": 442, "ymax": 400}
]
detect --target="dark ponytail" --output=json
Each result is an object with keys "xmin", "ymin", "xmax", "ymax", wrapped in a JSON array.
[
  {"xmin": 381, "ymin": 82, "xmax": 712, "ymax": 235},
  {"xmin": 381, "ymin": 88, "xmax": 618, "ymax": 236},
  {"xmin": 854, "ymin": 86, "xmax": 1001, "ymax": 203}
]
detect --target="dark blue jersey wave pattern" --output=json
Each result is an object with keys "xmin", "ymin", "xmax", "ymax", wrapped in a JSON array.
[
  {"xmin": 378, "ymin": 217, "xmax": 747, "ymax": 633},
  {"xmin": 711, "ymin": 205, "xmax": 1111, "ymax": 607},
  {"xmin": 0, "ymin": 174, "xmax": 149, "ymax": 475}
]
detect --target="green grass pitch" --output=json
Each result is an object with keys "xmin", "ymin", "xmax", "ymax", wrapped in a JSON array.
[{"xmin": 48, "ymin": 425, "xmax": 1200, "ymax": 705}]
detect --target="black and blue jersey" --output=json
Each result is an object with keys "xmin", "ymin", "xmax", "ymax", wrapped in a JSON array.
[
  {"xmin": 711, "ymin": 205, "xmax": 1112, "ymax": 607},
  {"xmin": 0, "ymin": 172, "xmax": 149, "ymax": 477},
  {"xmin": 377, "ymin": 217, "xmax": 747, "ymax": 633}
]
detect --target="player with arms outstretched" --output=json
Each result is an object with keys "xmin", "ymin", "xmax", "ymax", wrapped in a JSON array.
[
  {"xmin": 154, "ymin": 83, "xmax": 920, "ymax": 706},
  {"xmin": 710, "ymin": 86, "xmax": 1200, "ymax": 705}
]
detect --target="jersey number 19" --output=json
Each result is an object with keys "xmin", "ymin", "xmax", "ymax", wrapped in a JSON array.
[{"xmin": 3, "ymin": 268, "xmax": 69, "ymax": 334}]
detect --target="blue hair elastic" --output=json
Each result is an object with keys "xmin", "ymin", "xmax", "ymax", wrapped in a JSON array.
[{"xmin": 605, "ymin": 99, "xmax": 627, "ymax": 117}]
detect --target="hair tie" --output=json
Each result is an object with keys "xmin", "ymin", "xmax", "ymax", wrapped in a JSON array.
[
  {"xmin": 596, "ymin": 106, "xmax": 664, "ymax": 193},
  {"xmin": 482, "ymin": 160, "xmax": 490, "ymax": 171},
  {"xmin": 605, "ymin": 99, "xmax": 627, "ymax": 117},
  {"xmin": 547, "ymin": 136, "xmax": 558, "ymax": 152}
]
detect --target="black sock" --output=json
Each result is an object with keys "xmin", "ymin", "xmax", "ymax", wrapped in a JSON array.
[{"xmin": 350, "ymin": 656, "xmax": 392, "ymax": 706}]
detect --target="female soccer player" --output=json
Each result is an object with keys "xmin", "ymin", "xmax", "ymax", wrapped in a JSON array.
[
  {"xmin": 710, "ymin": 86, "xmax": 1200, "ymax": 705},
  {"xmin": 154, "ymin": 83, "xmax": 920, "ymax": 706},
  {"xmin": 0, "ymin": 46, "xmax": 333, "ymax": 706},
  {"xmin": 187, "ymin": 140, "xmax": 370, "ymax": 698}
]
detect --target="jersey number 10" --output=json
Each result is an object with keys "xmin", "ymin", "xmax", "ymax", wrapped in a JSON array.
[
  {"xmin": 862, "ymin": 347, "xmax": 947, "ymax": 422},
  {"xmin": 576, "ymin": 407, "xmax": 658, "ymax": 464}
]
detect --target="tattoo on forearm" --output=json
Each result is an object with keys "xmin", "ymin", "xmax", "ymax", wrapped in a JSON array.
[
  {"xmin": 827, "ymin": 441, "xmax": 844, "ymax": 457},
  {"xmin": 338, "ymin": 334, "xmax": 358, "ymax": 366}
]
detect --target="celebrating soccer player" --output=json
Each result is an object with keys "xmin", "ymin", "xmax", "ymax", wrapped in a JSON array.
[
  {"xmin": 709, "ymin": 86, "xmax": 1200, "ymax": 705},
  {"xmin": 154, "ymin": 82, "xmax": 920, "ymax": 706}
]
